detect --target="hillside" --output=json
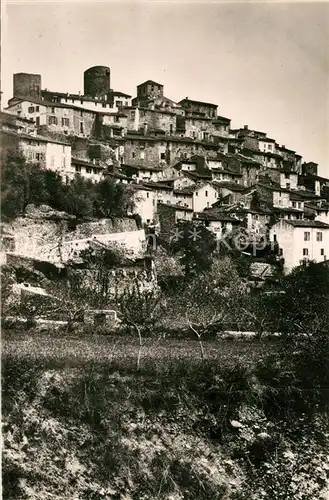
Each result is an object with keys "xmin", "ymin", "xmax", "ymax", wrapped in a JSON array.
[{"xmin": 3, "ymin": 331, "xmax": 329, "ymax": 500}]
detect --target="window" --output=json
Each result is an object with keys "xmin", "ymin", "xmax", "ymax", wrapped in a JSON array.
[
  {"xmin": 75, "ymin": 166, "xmax": 82, "ymax": 173},
  {"xmin": 28, "ymin": 106, "xmax": 35, "ymax": 113},
  {"xmin": 292, "ymin": 201, "xmax": 296, "ymax": 208},
  {"xmin": 86, "ymin": 167, "xmax": 92, "ymax": 174},
  {"xmin": 316, "ymin": 232, "xmax": 323, "ymax": 242},
  {"xmin": 303, "ymin": 248, "xmax": 309, "ymax": 256},
  {"xmin": 61, "ymin": 117, "xmax": 70, "ymax": 127},
  {"xmin": 195, "ymin": 192, "xmax": 198, "ymax": 197},
  {"xmin": 36, "ymin": 117, "xmax": 40, "ymax": 126},
  {"xmin": 102, "ymin": 103, "xmax": 106, "ymax": 108},
  {"xmin": 80, "ymin": 99, "xmax": 83, "ymax": 105},
  {"xmin": 146, "ymin": 192, "xmax": 149, "ymax": 198},
  {"xmin": 48, "ymin": 116, "xmax": 58, "ymax": 125},
  {"xmin": 51, "ymin": 107, "xmax": 55, "ymax": 113},
  {"xmin": 116, "ymin": 101, "xmax": 123, "ymax": 107},
  {"xmin": 36, "ymin": 153, "xmax": 41, "ymax": 161},
  {"xmin": 205, "ymin": 190, "xmax": 208, "ymax": 197},
  {"xmin": 160, "ymin": 152, "xmax": 166, "ymax": 160},
  {"xmin": 36, "ymin": 106, "xmax": 39, "ymax": 112},
  {"xmin": 286, "ymin": 183, "xmax": 290, "ymax": 189},
  {"xmin": 304, "ymin": 232, "xmax": 310, "ymax": 241},
  {"xmin": 132, "ymin": 152, "xmax": 136, "ymax": 159},
  {"xmin": 321, "ymin": 248, "xmax": 325, "ymax": 255},
  {"xmin": 268, "ymin": 144, "xmax": 272, "ymax": 150},
  {"xmin": 80, "ymin": 122, "xmax": 84, "ymax": 134},
  {"xmin": 285, "ymin": 172, "xmax": 290, "ymax": 179}
]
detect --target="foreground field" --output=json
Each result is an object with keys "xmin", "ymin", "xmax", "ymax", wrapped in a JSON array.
[
  {"xmin": 2, "ymin": 329, "xmax": 328, "ymax": 500},
  {"xmin": 2, "ymin": 329, "xmax": 273, "ymax": 368}
]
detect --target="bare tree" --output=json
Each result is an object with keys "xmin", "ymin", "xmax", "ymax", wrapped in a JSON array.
[{"xmin": 118, "ymin": 279, "xmax": 163, "ymax": 369}]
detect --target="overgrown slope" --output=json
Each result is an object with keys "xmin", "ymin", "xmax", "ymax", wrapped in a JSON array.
[{"xmin": 3, "ymin": 342, "xmax": 329, "ymax": 500}]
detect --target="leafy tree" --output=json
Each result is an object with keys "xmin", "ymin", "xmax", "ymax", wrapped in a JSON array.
[
  {"xmin": 169, "ymin": 221, "xmax": 217, "ymax": 279},
  {"xmin": 1, "ymin": 153, "xmax": 48, "ymax": 218},
  {"xmin": 94, "ymin": 177, "xmax": 134, "ymax": 218},
  {"xmin": 63, "ymin": 175, "xmax": 95, "ymax": 218},
  {"xmin": 43, "ymin": 171, "xmax": 67, "ymax": 211}
]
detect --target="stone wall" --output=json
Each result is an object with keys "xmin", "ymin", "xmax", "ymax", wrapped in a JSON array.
[
  {"xmin": 5, "ymin": 215, "xmax": 143, "ymax": 264},
  {"xmin": 69, "ymin": 259, "xmax": 157, "ymax": 302}
]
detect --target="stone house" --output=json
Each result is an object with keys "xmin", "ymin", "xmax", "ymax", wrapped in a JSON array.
[
  {"xmin": 122, "ymin": 164, "xmax": 161, "ymax": 183},
  {"xmin": 124, "ymin": 107, "xmax": 177, "ymax": 135},
  {"xmin": 174, "ymin": 182, "xmax": 220, "ymax": 212},
  {"xmin": 193, "ymin": 211, "xmax": 240, "ymax": 239},
  {"xmin": 71, "ymin": 157, "xmax": 105, "ymax": 183},
  {"xmin": 178, "ymin": 98, "xmax": 218, "ymax": 119},
  {"xmin": 262, "ymin": 168, "xmax": 299, "ymax": 190},
  {"xmin": 0, "ymin": 110, "xmax": 36, "ymax": 135},
  {"xmin": 42, "ymin": 89, "xmax": 132, "ymax": 113},
  {"xmin": 122, "ymin": 134, "xmax": 219, "ymax": 169},
  {"xmin": 6, "ymin": 97, "xmax": 97, "ymax": 138},
  {"xmin": 157, "ymin": 203, "xmax": 193, "ymax": 240},
  {"xmin": 1, "ymin": 129, "xmax": 73, "ymax": 181}
]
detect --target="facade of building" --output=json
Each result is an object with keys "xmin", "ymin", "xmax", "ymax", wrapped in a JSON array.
[
  {"xmin": 193, "ymin": 211, "xmax": 240, "ymax": 239},
  {"xmin": 1, "ymin": 129, "xmax": 72, "ymax": 181},
  {"xmin": 269, "ymin": 219, "xmax": 329, "ymax": 273},
  {"xmin": 6, "ymin": 97, "xmax": 97, "ymax": 138},
  {"xmin": 130, "ymin": 185, "xmax": 156, "ymax": 224},
  {"xmin": 178, "ymin": 98, "xmax": 218, "ymax": 119}
]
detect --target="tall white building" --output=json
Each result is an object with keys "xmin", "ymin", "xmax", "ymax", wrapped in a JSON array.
[{"xmin": 269, "ymin": 219, "xmax": 329, "ymax": 273}]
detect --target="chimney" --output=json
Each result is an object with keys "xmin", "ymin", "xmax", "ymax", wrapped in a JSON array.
[
  {"xmin": 244, "ymin": 125, "xmax": 248, "ymax": 130},
  {"xmin": 282, "ymin": 145, "xmax": 285, "ymax": 148}
]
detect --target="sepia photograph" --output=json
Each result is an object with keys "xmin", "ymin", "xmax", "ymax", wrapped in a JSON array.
[{"xmin": 1, "ymin": 0, "xmax": 329, "ymax": 498}]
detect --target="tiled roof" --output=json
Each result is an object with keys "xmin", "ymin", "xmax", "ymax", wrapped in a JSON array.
[
  {"xmin": 0, "ymin": 111, "xmax": 34, "ymax": 124},
  {"xmin": 122, "ymin": 163, "xmax": 162, "ymax": 172},
  {"xmin": 211, "ymin": 168, "xmax": 242, "ymax": 176},
  {"xmin": 137, "ymin": 80, "xmax": 163, "ymax": 88},
  {"xmin": 7, "ymin": 96, "xmax": 99, "ymax": 115},
  {"xmin": 179, "ymin": 98, "xmax": 218, "ymax": 108},
  {"xmin": 279, "ymin": 219, "xmax": 329, "ymax": 228},
  {"xmin": 213, "ymin": 115, "xmax": 231, "ymax": 124},
  {"xmin": 157, "ymin": 202, "xmax": 193, "ymax": 212},
  {"xmin": 273, "ymin": 206, "xmax": 305, "ymax": 214},
  {"xmin": 142, "ymin": 181, "xmax": 173, "ymax": 190},
  {"xmin": 1, "ymin": 129, "xmax": 69, "ymax": 146},
  {"xmin": 194, "ymin": 211, "xmax": 240, "ymax": 222},
  {"xmin": 212, "ymin": 181, "xmax": 245, "ymax": 191}
]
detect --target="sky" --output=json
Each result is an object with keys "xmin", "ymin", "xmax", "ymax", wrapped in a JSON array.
[{"xmin": 1, "ymin": 0, "xmax": 329, "ymax": 175}]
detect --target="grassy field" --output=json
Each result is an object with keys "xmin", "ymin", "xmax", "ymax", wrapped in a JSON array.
[
  {"xmin": 2, "ymin": 329, "xmax": 274, "ymax": 369},
  {"xmin": 3, "ymin": 329, "xmax": 328, "ymax": 500}
]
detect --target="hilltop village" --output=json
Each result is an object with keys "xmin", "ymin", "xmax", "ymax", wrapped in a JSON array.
[{"xmin": 1, "ymin": 65, "xmax": 329, "ymax": 274}]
